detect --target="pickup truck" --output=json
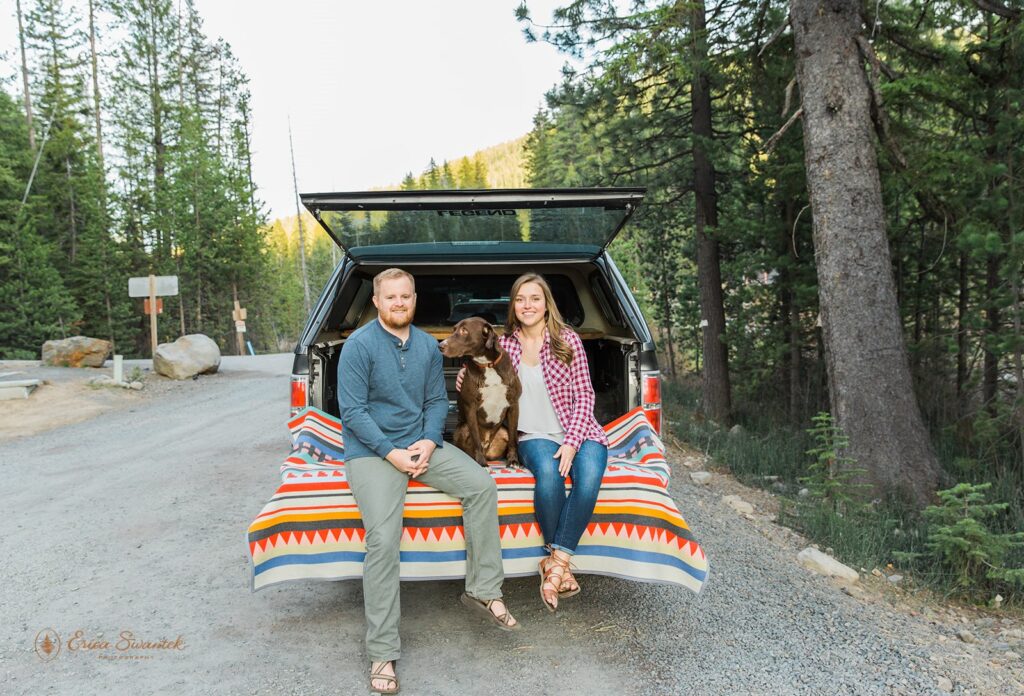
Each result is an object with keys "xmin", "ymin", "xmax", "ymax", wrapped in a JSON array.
[{"xmin": 288, "ymin": 187, "xmax": 663, "ymax": 435}]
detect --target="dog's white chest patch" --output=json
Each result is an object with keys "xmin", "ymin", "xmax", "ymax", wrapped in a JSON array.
[{"xmin": 478, "ymin": 367, "xmax": 508, "ymax": 424}]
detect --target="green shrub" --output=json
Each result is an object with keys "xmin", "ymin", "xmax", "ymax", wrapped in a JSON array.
[
  {"xmin": 900, "ymin": 482, "xmax": 1024, "ymax": 595},
  {"xmin": 664, "ymin": 378, "xmax": 1023, "ymax": 602},
  {"xmin": 800, "ymin": 412, "xmax": 870, "ymax": 516}
]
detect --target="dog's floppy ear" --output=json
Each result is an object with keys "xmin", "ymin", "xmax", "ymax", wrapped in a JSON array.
[{"xmin": 484, "ymin": 324, "xmax": 496, "ymax": 351}]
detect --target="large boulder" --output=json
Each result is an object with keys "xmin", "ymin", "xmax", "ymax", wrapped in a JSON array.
[
  {"xmin": 41, "ymin": 336, "xmax": 112, "ymax": 367},
  {"xmin": 153, "ymin": 334, "xmax": 221, "ymax": 380}
]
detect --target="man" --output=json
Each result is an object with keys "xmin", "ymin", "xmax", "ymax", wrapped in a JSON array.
[{"xmin": 337, "ymin": 268, "xmax": 519, "ymax": 695}]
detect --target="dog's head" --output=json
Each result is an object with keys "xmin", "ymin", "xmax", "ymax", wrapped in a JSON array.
[{"xmin": 439, "ymin": 317, "xmax": 498, "ymax": 358}]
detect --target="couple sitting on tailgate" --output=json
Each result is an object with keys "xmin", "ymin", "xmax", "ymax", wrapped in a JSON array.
[{"xmin": 337, "ymin": 267, "xmax": 608, "ymax": 694}]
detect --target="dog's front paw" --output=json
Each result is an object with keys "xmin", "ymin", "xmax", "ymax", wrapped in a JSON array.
[
  {"xmin": 475, "ymin": 455, "xmax": 490, "ymax": 468},
  {"xmin": 505, "ymin": 453, "xmax": 520, "ymax": 468}
]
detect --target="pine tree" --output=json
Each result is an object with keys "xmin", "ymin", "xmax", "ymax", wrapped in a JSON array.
[
  {"xmin": 789, "ymin": 0, "xmax": 942, "ymax": 505},
  {"xmin": 519, "ymin": 0, "xmax": 734, "ymax": 418},
  {"xmin": 0, "ymin": 88, "xmax": 78, "ymax": 357}
]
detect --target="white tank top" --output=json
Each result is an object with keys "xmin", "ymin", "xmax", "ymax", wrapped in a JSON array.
[{"xmin": 517, "ymin": 363, "xmax": 564, "ymax": 444}]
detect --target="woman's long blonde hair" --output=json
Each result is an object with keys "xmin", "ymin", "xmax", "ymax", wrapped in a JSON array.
[{"xmin": 505, "ymin": 273, "xmax": 575, "ymax": 365}]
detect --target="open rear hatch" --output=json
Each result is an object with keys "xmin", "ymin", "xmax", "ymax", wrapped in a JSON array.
[{"xmin": 301, "ymin": 188, "xmax": 645, "ymax": 262}]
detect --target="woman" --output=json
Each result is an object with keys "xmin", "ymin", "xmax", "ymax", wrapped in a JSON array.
[{"xmin": 499, "ymin": 273, "xmax": 609, "ymax": 611}]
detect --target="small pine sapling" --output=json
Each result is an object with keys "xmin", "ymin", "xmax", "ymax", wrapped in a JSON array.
[
  {"xmin": 800, "ymin": 412, "xmax": 870, "ymax": 516},
  {"xmin": 920, "ymin": 482, "xmax": 1024, "ymax": 594}
]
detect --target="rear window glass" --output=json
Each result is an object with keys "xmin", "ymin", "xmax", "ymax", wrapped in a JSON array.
[
  {"xmin": 316, "ymin": 204, "xmax": 634, "ymax": 251},
  {"xmin": 411, "ymin": 275, "xmax": 584, "ymax": 327}
]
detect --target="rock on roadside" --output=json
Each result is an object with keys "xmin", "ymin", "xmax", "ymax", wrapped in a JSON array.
[
  {"xmin": 722, "ymin": 494, "xmax": 754, "ymax": 515},
  {"xmin": 690, "ymin": 471, "xmax": 713, "ymax": 485},
  {"xmin": 41, "ymin": 336, "xmax": 111, "ymax": 367},
  {"xmin": 153, "ymin": 334, "xmax": 221, "ymax": 380},
  {"xmin": 797, "ymin": 547, "xmax": 859, "ymax": 582}
]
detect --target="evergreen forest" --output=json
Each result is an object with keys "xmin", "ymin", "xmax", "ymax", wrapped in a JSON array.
[
  {"xmin": 1, "ymin": 0, "xmax": 1023, "ymax": 600},
  {"xmin": 512, "ymin": 0, "xmax": 1024, "ymax": 600}
]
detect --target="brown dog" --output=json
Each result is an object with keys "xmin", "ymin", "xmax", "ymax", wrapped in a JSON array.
[{"xmin": 439, "ymin": 317, "xmax": 521, "ymax": 467}]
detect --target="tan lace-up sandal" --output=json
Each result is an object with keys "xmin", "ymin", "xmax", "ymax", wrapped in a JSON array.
[
  {"xmin": 539, "ymin": 554, "xmax": 581, "ymax": 600},
  {"xmin": 539, "ymin": 553, "xmax": 579, "ymax": 611},
  {"xmin": 558, "ymin": 563, "xmax": 581, "ymax": 597}
]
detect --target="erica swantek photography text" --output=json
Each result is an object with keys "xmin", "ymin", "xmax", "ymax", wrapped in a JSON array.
[{"xmin": 35, "ymin": 628, "xmax": 187, "ymax": 662}]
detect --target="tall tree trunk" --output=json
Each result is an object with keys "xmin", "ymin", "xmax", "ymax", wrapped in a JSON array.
[
  {"xmin": 88, "ymin": 0, "xmax": 104, "ymax": 172},
  {"xmin": 781, "ymin": 199, "xmax": 803, "ymax": 424},
  {"xmin": 956, "ymin": 249, "xmax": 970, "ymax": 422},
  {"xmin": 65, "ymin": 158, "xmax": 78, "ymax": 263},
  {"xmin": 1008, "ymin": 147, "xmax": 1024, "ymax": 432},
  {"xmin": 690, "ymin": 0, "xmax": 731, "ymax": 424},
  {"xmin": 911, "ymin": 224, "xmax": 926, "ymax": 372},
  {"xmin": 289, "ymin": 121, "xmax": 312, "ymax": 315},
  {"xmin": 239, "ymin": 98, "xmax": 258, "ymax": 213},
  {"xmin": 790, "ymin": 0, "xmax": 941, "ymax": 506},
  {"xmin": 215, "ymin": 44, "xmax": 224, "ymax": 153},
  {"xmin": 790, "ymin": 295, "xmax": 803, "ymax": 422},
  {"xmin": 147, "ymin": 3, "xmax": 166, "ymax": 258},
  {"xmin": 983, "ymin": 254, "xmax": 1000, "ymax": 411},
  {"xmin": 15, "ymin": 0, "xmax": 36, "ymax": 151},
  {"xmin": 175, "ymin": 255, "xmax": 187, "ymax": 336},
  {"xmin": 105, "ymin": 293, "xmax": 115, "ymax": 350},
  {"xmin": 196, "ymin": 270, "xmax": 203, "ymax": 331},
  {"xmin": 661, "ymin": 283, "xmax": 677, "ymax": 378}
]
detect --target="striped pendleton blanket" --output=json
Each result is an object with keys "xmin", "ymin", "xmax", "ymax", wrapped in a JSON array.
[{"xmin": 248, "ymin": 407, "xmax": 707, "ymax": 594}]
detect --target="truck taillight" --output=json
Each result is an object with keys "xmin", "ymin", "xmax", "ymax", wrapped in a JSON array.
[
  {"xmin": 642, "ymin": 371, "xmax": 662, "ymax": 435},
  {"xmin": 290, "ymin": 375, "xmax": 308, "ymax": 415}
]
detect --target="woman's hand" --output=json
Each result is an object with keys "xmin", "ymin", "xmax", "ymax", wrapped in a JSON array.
[
  {"xmin": 455, "ymin": 366, "xmax": 466, "ymax": 392},
  {"xmin": 553, "ymin": 444, "xmax": 577, "ymax": 477}
]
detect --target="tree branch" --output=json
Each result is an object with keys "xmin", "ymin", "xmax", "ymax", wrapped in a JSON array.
[
  {"xmin": 757, "ymin": 14, "xmax": 790, "ymax": 58},
  {"xmin": 973, "ymin": 0, "xmax": 1021, "ymax": 20},
  {"xmin": 782, "ymin": 77, "xmax": 797, "ymax": 118},
  {"xmin": 763, "ymin": 107, "xmax": 802, "ymax": 154},
  {"xmin": 856, "ymin": 34, "xmax": 908, "ymax": 169}
]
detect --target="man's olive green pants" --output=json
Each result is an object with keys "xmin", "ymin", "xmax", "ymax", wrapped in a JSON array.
[{"xmin": 346, "ymin": 444, "xmax": 505, "ymax": 662}]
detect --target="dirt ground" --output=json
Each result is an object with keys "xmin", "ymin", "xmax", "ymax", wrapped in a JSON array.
[
  {"xmin": 0, "ymin": 363, "xmax": 139, "ymax": 441},
  {"xmin": 2, "ymin": 355, "xmax": 1022, "ymax": 695},
  {"xmin": 0, "ymin": 357, "xmax": 244, "ymax": 442}
]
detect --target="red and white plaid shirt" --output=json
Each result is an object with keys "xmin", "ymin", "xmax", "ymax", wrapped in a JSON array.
[{"xmin": 500, "ymin": 327, "xmax": 608, "ymax": 450}]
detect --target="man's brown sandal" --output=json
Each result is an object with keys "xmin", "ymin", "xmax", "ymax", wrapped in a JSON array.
[
  {"xmin": 369, "ymin": 661, "xmax": 399, "ymax": 694},
  {"xmin": 460, "ymin": 593, "xmax": 520, "ymax": 631}
]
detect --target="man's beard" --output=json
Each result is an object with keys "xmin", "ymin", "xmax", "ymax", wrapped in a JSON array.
[{"xmin": 380, "ymin": 306, "xmax": 414, "ymax": 330}]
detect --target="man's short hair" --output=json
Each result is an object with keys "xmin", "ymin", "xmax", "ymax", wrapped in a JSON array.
[{"xmin": 373, "ymin": 268, "xmax": 415, "ymax": 297}]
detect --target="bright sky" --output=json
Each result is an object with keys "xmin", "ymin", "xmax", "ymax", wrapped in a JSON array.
[{"xmin": 0, "ymin": 0, "xmax": 571, "ymax": 220}]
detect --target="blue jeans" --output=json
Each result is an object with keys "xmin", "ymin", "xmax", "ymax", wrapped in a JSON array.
[{"xmin": 519, "ymin": 438, "xmax": 608, "ymax": 554}]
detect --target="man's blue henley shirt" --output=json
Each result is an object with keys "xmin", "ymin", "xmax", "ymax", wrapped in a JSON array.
[{"xmin": 336, "ymin": 320, "xmax": 448, "ymax": 461}]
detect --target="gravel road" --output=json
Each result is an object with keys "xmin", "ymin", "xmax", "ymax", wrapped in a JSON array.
[{"xmin": 1, "ymin": 354, "xmax": 1021, "ymax": 695}]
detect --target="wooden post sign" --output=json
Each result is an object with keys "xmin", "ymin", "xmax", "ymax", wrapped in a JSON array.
[
  {"xmin": 232, "ymin": 300, "xmax": 247, "ymax": 356},
  {"xmin": 129, "ymin": 275, "xmax": 179, "ymax": 358}
]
